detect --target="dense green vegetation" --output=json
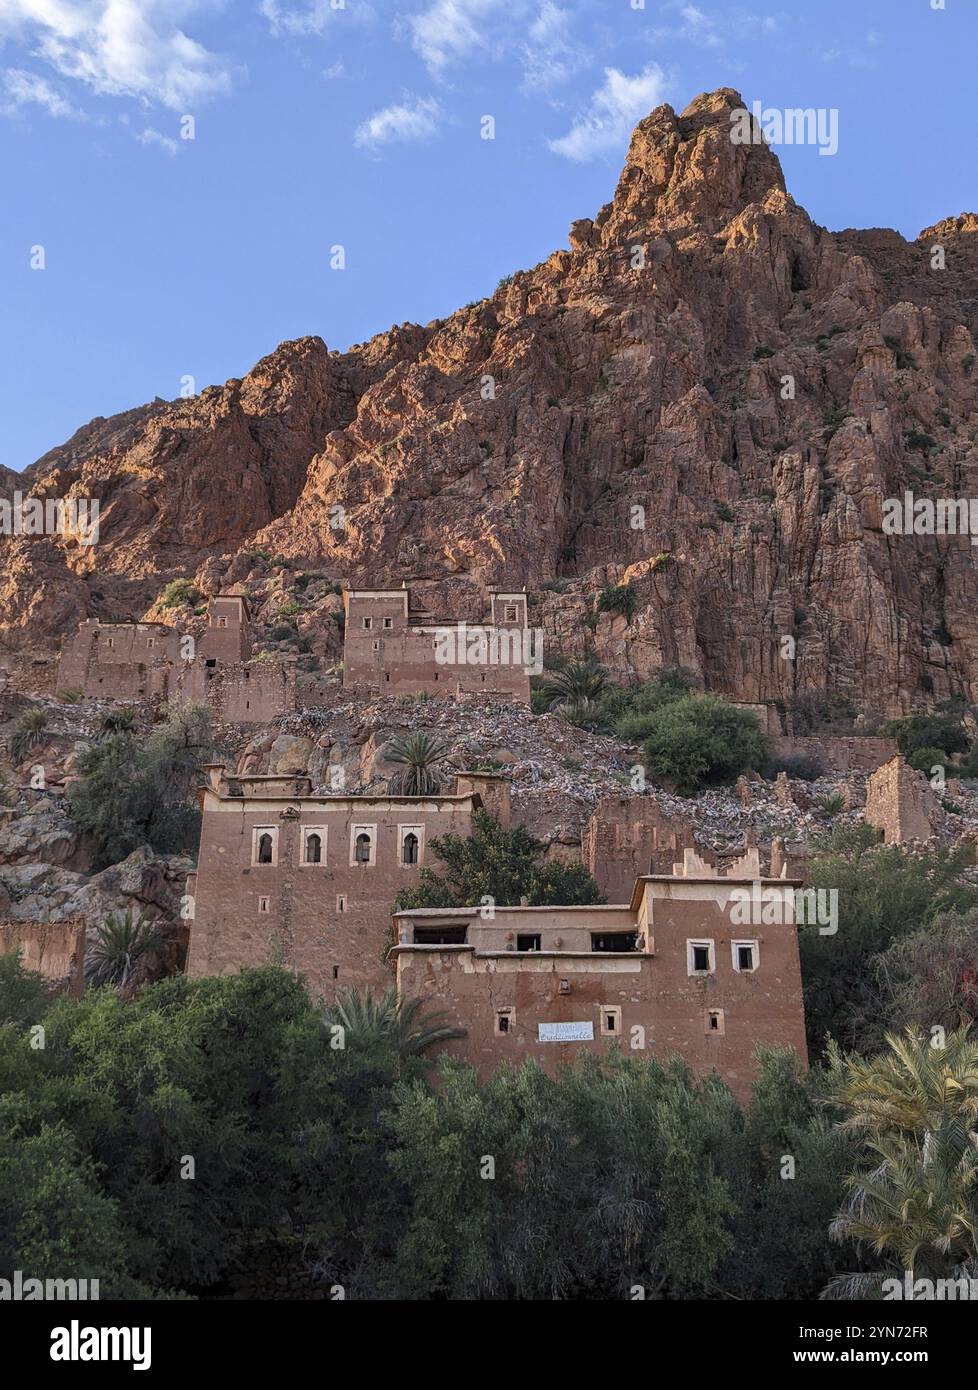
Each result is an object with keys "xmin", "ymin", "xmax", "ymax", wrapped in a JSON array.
[
  {"xmin": 67, "ymin": 703, "xmax": 212, "ymax": 870},
  {"xmin": 394, "ymin": 810, "xmax": 603, "ymax": 911}
]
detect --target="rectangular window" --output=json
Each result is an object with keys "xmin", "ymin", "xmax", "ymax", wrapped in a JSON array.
[
  {"xmin": 706, "ymin": 1009, "xmax": 725, "ymax": 1035},
  {"xmin": 414, "ymin": 926, "xmax": 467, "ymax": 946},
  {"xmin": 362, "ymin": 616, "xmax": 373, "ymax": 630},
  {"xmin": 733, "ymin": 941, "xmax": 758, "ymax": 972},
  {"xmin": 398, "ymin": 824, "xmax": 424, "ymax": 867},
  {"xmin": 252, "ymin": 826, "xmax": 278, "ymax": 866},
  {"xmin": 336, "ymin": 894, "xmax": 347, "ymax": 913},
  {"xmin": 258, "ymin": 896, "xmax": 270, "ymax": 914},
  {"xmin": 372, "ymin": 640, "xmax": 380, "ymax": 652},
  {"xmin": 600, "ymin": 1006, "xmax": 622, "ymax": 1037},
  {"xmin": 383, "ymin": 617, "xmax": 393, "ymax": 629},
  {"xmin": 516, "ymin": 933, "xmax": 541, "ymax": 952},
  {"xmin": 590, "ymin": 931, "xmax": 638, "ymax": 953},
  {"xmin": 301, "ymin": 826, "xmax": 327, "ymax": 866},
  {"xmin": 495, "ymin": 1008, "xmax": 514, "ymax": 1036},
  {"xmin": 349, "ymin": 824, "xmax": 377, "ymax": 866},
  {"xmin": 687, "ymin": 940, "xmax": 715, "ymax": 976},
  {"xmin": 504, "ymin": 604, "xmax": 517, "ymax": 622}
]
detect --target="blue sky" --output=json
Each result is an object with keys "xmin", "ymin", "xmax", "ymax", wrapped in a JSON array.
[{"xmin": 1, "ymin": 0, "xmax": 975, "ymax": 473}]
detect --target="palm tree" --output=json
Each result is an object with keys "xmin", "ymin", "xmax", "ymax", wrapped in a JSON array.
[
  {"xmin": 85, "ymin": 909, "xmax": 163, "ymax": 988},
  {"xmin": 8, "ymin": 708, "xmax": 48, "ymax": 763},
  {"xmin": 822, "ymin": 1028, "xmax": 978, "ymax": 1298},
  {"xmin": 323, "ymin": 986, "xmax": 466, "ymax": 1058},
  {"xmin": 542, "ymin": 658, "xmax": 610, "ymax": 711},
  {"xmin": 384, "ymin": 732, "xmax": 451, "ymax": 795}
]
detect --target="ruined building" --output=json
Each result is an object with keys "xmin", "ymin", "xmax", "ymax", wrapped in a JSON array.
[
  {"xmin": 185, "ymin": 765, "xmax": 511, "ymax": 994},
  {"xmin": 394, "ymin": 847, "xmax": 809, "ymax": 1102},
  {"xmin": 56, "ymin": 590, "xmax": 296, "ymax": 722},
  {"xmin": 342, "ymin": 585, "xmax": 533, "ymax": 702}
]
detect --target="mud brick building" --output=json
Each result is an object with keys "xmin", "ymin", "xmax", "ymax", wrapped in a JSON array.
[
  {"xmin": 56, "ymin": 590, "xmax": 295, "ymax": 722},
  {"xmin": 393, "ymin": 849, "xmax": 808, "ymax": 1102},
  {"xmin": 185, "ymin": 766, "xmax": 512, "ymax": 995},
  {"xmin": 342, "ymin": 585, "xmax": 533, "ymax": 702},
  {"xmin": 583, "ymin": 795, "xmax": 696, "ymax": 901}
]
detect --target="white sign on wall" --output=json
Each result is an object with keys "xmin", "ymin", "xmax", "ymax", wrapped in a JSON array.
[{"xmin": 538, "ymin": 1021, "xmax": 594, "ymax": 1043}]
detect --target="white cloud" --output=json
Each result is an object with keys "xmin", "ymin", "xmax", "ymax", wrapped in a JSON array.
[
  {"xmin": 323, "ymin": 59, "xmax": 349, "ymax": 79},
  {"xmin": 407, "ymin": 0, "xmax": 506, "ymax": 75},
  {"xmin": 521, "ymin": 1, "xmax": 586, "ymax": 90},
  {"xmin": 0, "ymin": 1, "xmax": 234, "ymax": 110},
  {"xmin": 548, "ymin": 64, "xmax": 669, "ymax": 162},
  {"xmin": 138, "ymin": 124, "xmax": 177, "ymax": 152},
  {"xmin": 354, "ymin": 93, "xmax": 442, "ymax": 149},
  {"xmin": 260, "ymin": 0, "xmax": 337, "ymax": 37},
  {"xmin": 650, "ymin": 4, "xmax": 777, "ymax": 47},
  {"xmin": 1, "ymin": 66, "xmax": 82, "ymax": 117}
]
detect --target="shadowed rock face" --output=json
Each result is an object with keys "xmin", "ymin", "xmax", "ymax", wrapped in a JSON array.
[{"xmin": 2, "ymin": 87, "xmax": 978, "ymax": 717}]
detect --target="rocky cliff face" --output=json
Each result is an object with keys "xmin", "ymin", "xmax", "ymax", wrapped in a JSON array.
[{"xmin": 2, "ymin": 87, "xmax": 977, "ymax": 716}]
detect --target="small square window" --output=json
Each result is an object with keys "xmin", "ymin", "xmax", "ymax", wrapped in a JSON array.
[
  {"xmin": 372, "ymin": 640, "xmax": 380, "ymax": 651},
  {"xmin": 504, "ymin": 605, "xmax": 517, "ymax": 622},
  {"xmin": 516, "ymin": 933, "xmax": 541, "ymax": 952},
  {"xmin": 706, "ymin": 1009, "xmax": 725, "ymax": 1035},
  {"xmin": 383, "ymin": 617, "xmax": 393, "ymax": 629},
  {"xmin": 218, "ymin": 617, "xmax": 228, "ymax": 628},
  {"xmin": 362, "ymin": 617, "xmax": 373, "ymax": 630},
  {"xmin": 687, "ymin": 940, "xmax": 715, "ymax": 976},
  {"xmin": 733, "ymin": 941, "xmax": 758, "ymax": 972},
  {"xmin": 600, "ymin": 1006, "xmax": 622, "ymax": 1037},
  {"xmin": 495, "ymin": 1008, "xmax": 514, "ymax": 1036}
]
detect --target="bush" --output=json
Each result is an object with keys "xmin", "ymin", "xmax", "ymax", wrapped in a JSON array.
[
  {"xmin": 906, "ymin": 746, "xmax": 948, "ymax": 775},
  {"xmin": 881, "ymin": 712, "xmax": 967, "ymax": 757},
  {"xmin": 394, "ymin": 811, "xmax": 604, "ymax": 912},
  {"xmin": 635, "ymin": 695, "xmax": 771, "ymax": 794},
  {"xmin": 68, "ymin": 703, "xmax": 212, "ymax": 870},
  {"xmin": 159, "ymin": 578, "xmax": 201, "ymax": 609},
  {"xmin": 596, "ymin": 585, "xmax": 637, "ymax": 622},
  {"xmin": 765, "ymin": 752, "xmax": 824, "ymax": 782},
  {"xmin": 8, "ymin": 709, "xmax": 48, "ymax": 764}
]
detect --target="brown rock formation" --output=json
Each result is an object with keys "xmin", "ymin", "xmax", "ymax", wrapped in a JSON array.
[{"xmin": 3, "ymin": 88, "xmax": 978, "ymax": 716}]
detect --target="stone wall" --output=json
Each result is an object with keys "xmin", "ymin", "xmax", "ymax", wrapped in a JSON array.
[
  {"xmin": 865, "ymin": 755, "xmax": 940, "ymax": 844},
  {"xmin": 582, "ymin": 796, "xmax": 694, "ymax": 902},
  {"xmin": 772, "ymin": 735, "xmax": 898, "ymax": 774}
]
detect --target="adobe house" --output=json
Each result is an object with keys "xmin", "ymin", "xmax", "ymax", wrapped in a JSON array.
[
  {"xmin": 56, "ymin": 589, "xmax": 295, "ymax": 722},
  {"xmin": 342, "ymin": 584, "xmax": 533, "ymax": 702},
  {"xmin": 393, "ymin": 850, "xmax": 809, "ymax": 1102},
  {"xmin": 185, "ymin": 765, "xmax": 512, "ymax": 995}
]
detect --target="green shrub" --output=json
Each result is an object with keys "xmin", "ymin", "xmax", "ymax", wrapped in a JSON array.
[
  {"xmin": 904, "ymin": 429, "xmax": 937, "ymax": 453},
  {"xmin": 715, "ymin": 501, "xmax": 735, "ymax": 523},
  {"xmin": 159, "ymin": 578, "xmax": 201, "ymax": 609},
  {"xmin": 8, "ymin": 709, "xmax": 48, "ymax": 764},
  {"xmin": 753, "ymin": 345, "xmax": 775, "ymax": 359},
  {"xmin": 596, "ymin": 585, "xmax": 637, "ymax": 622},
  {"xmin": 906, "ymin": 746, "xmax": 949, "ymax": 775},
  {"xmin": 880, "ymin": 712, "xmax": 967, "ymax": 757},
  {"xmin": 634, "ymin": 694, "xmax": 770, "ymax": 794}
]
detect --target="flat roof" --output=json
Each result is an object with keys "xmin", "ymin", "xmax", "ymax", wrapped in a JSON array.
[{"xmin": 394, "ymin": 904, "xmax": 631, "ymax": 918}]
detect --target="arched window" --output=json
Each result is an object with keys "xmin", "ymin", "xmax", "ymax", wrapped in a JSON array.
[
  {"xmin": 305, "ymin": 832, "xmax": 322, "ymax": 864},
  {"xmin": 355, "ymin": 832, "xmax": 372, "ymax": 864},
  {"xmin": 402, "ymin": 832, "xmax": 419, "ymax": 866},
  {"xmin": 257, "ymin": 832, "xmax": 273, "ymax": 864}
]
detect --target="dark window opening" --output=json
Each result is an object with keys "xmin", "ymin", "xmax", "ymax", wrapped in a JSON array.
[
  {"xmin": 257, "ymin": 832, "xmax": 274, "ymax": 864},
  {"xmin": 606, "ymin": 1013, "xmax": 617, "ymax": 1032},
  {"xmin": 517, "ymin": 933, "xmax": 541, "ymax": 952},
  {"xmin": 692, "ymin": 944, "xmax": 711, "ymax": 972},
  {"xmin": 738, "ymin": 945, "xmax": 755, "ymax": 971},
  {"xmin": 708, "ymin": 1011, "xmax": 721, "ymax": 1032},
  {"xmin": 402, "ymin": 832, "xmax": 419, "ymax": 865},
  {"xmin": 206, "ymin": 658, "xmax": 217, "ymax": 669},
  {"xmin": 414, "ymin": 926, "xmax": 467, "ymax": 946},
  {"xmin": 354, "ymin": 833, "xmax": 372, "ymax": 864},
  {"xmin": 333, "ymin": 966, "xmax": 339, "ymax": 980},
  {"xmin": 497, "ymin": 1012, "xmax": 511, "ymax": 1034},
  {"xmin": 590, "ymin": 931, "xmax": 638, "ymax": 953},
  {"xmin": 305, "ymin": 832, "xmax": 322, "ymax": 864}
]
